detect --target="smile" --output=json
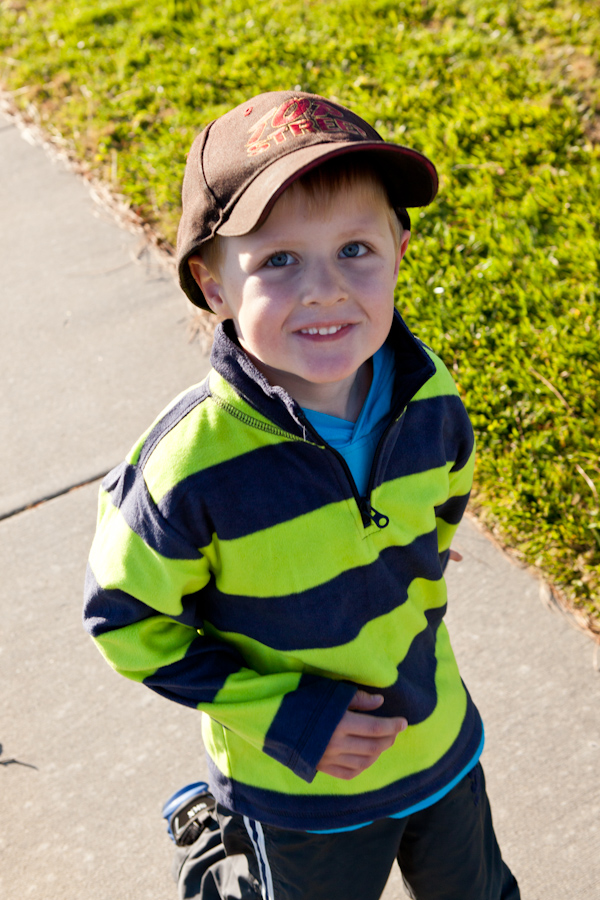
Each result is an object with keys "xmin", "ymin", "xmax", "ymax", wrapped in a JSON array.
[{"xmin": 298, "ymin": 324, "xmax": 348, "ymax": 335}]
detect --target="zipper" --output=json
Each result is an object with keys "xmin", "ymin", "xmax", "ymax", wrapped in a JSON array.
[
  {"xmin": 364, "ymin": 407, "xmax": 407, "ymax": 499},
  {"xmin": 296, "ymin": 409, "xmax": 405, "ymax": 530},
  {"xmin": 360, "ymin": 502, "xmax": 390, "ymax": 529},
  {"xmin": 214, "ymin": 387, "xmax": 389, "ymax": 525},
  {"xmin": 358, "ymin": 406, "xmax": 407, "ymax": 528}
]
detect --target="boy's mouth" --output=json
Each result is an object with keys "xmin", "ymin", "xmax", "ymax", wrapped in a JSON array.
[{"xmin": 297, "ymin": 324, "xmax": 349, "ymax": 336}]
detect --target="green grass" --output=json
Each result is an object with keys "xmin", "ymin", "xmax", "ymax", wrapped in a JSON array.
[{"xmin": 2, "ymin": 0, "xmax": 599, "ymax": 627}]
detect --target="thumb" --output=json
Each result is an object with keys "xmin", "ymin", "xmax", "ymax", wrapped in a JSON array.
[{"xmin": 348, "ymin": 689, "xmax": 384, "ymax": 712}]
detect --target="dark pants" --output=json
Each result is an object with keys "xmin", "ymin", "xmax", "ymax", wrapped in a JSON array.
[{"xmin": 173, "ymin": 763, "xmax": 520, "ymax": 900}]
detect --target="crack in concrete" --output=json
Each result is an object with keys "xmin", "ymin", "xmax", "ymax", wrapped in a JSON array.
[{"xmin": 0, "ymin": 471, "xmax": 111, "ymax": 522}]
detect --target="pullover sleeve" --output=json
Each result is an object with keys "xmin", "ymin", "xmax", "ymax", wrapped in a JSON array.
[
  {"xmin": 435, "ymin": 403, "xmax": 476, "ymax": 571},
  {"xmin": 83, "ymin": 462, "xmax": 355, "ymax": 783}
]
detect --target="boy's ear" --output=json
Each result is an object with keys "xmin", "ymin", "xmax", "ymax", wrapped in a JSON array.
[
  {"xmin": 394, "ymin": 230, "xmax": 411, "ymax": 278},
  {"xmin": 188, "ymin": 256, "xmax": 230, "ymax": 317}
]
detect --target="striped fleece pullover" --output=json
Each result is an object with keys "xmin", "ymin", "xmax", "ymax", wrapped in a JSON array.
[{"xmin": 83, "ymin": 311, "xmax": 482, "ymax": 832}]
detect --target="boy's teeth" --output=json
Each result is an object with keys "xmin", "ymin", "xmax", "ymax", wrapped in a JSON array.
[{"xmin": 300, "ymin": 325, "xmax": 345, "ymax": 335}]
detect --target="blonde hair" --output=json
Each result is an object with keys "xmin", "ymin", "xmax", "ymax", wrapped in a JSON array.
[{"xmin": 199, "ymin": 156, "xmax": 404, "ymax": 277}]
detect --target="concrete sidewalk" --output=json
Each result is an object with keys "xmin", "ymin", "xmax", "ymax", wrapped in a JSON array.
[{"xmin": 1, "ymin": 109, "xmax": 599, "ymax": 900}]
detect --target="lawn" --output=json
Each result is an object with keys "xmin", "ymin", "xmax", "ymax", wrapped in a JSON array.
[{"xmin": 1, "ymin": 0, "xmax": 599, "ymax": 628}]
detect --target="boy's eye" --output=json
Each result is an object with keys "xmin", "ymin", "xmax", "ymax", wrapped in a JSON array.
[
  {"xmin": 340, "ymin": 242, "xmax": 367, "ymax": 258},
  {"xmin": 266, "ymin": 251, "xmax": 294, "ymax": 267}
]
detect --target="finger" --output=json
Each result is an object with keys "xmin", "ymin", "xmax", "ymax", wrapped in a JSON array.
[
  {"xmin": 318, "ymin": 751, "xmax": 382, "ymax": 776},
  {"xmin": 448, "ymin": 549, "xmax": 463, "ymax": 562},
  {"xmin": 348, "ymin": 689, "xmax": 384, "ymax": 712},
  {"xmin": 332, "ymin": 733, "xmax": 399, "ymax": 758},
  {"xmin": 319, "ymin": 741, "xmax": 396, "ymax": 778},
  {"xmin": 343, "ymin": 712, "xmax": 408, "ymax": 739},
  {"xmin": 317, "ymin": 762, "xmax": 367, "ymax": 780}
]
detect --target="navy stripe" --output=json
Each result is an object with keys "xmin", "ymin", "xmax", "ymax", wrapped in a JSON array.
[
  {"xmin": 435, "ymin": 492, "xmax": 470, "ymax": 526},
  {"xmin": 102, "ymin": 461, "xmax": 201, "ymax": 560},
  {"xmin": 201, "ymin": 533, "xmax": 443, "ymax": 651},
  {"xmin": 155, "ymin": 398, "xmax": 470, "ymax": 546},
  {"xmin": 84, "ymin": 565, "xmax": 213, "ymax": 637},
  {"xmin": 355, "ymin": 606, "xmax": 443, "ymax": 723},
  {"xmin": 83, "ymin": 564, "xmax": 156, "ymax": 637},
  {"xmin": 206, "ymin": 696, "xmax": 484, "ymax": 830},
  {"xmin": 384, "ymin": 394, "xmax": 474, "ymax": 483},
  {"xmin": 137, "ymin": 381, "xmax": 210, "ymax": 470},
  {"xmin": 143, "ymin": 630, "xmax": 248, "ymax": 708},
  {"xmin": 263, "ymin": 676, "xmax": 356, "ymax": 781},
  {"xmin": 265, "ymin": 606, "xmax": 443, "ymax": 775},
  {"xmin": 157, "ymin": 441, "xmax": 352, "ymax": 544}
]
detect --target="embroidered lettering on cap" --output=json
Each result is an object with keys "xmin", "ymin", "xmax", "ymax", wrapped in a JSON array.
[{"xmin": 246, "ymin": 97, "xmax": 367, "ymax": 155}]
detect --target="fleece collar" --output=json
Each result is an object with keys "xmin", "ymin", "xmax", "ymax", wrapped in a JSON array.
[{"xmin": 209, "ymin": 309, "xmax": 435, "ymax": 436}]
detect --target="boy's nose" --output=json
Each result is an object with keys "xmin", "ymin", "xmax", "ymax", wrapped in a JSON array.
[{"xmin": 301, "ymin": 260, "xmax": 347, "ymax": 307}]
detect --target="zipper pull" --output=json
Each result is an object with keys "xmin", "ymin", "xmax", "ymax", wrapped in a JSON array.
[{"xmin": 361, "ymin": 501, "xmax": 389, "ymax": 529}]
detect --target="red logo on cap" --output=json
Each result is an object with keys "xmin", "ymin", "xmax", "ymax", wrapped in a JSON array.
[{"xmin": 246, "ymin": 98, "xmax": 367, "ymax": 155}]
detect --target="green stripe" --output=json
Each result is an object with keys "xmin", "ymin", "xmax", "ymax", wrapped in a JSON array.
[
  {"xmin": 204, "ymin": 576, "xmax": 447, "ymax": 688},
  {"xmin": 437, "ymin": 447, "xmax": 475, "ymax": 550},
  {"xmin": 371, "ymin": 462, "xmax": 458, "ymax": 543},
  {"xmin": 413, "ymin": 349, "xmax": 460, "ymax": 401},
  {"xmin": 203, "ymin": 622, "xmax": 307, "ymax": 676},
  {"xmin": 200, "ymin": 497, "xmax": 365, "ymax": 597},
  {"xmin": 450, "ymin": 443, "xmax": 476, "ymax": 487},
  {"xmin": 89, "ymin": 492, "xmax": 209, "ymax": 614},
  {"xmin": 126, "ymin": 382, "xmax": 206, "ymax": 466},
  {"xmin": 143, "ymin": 372, "xmax": 300, "ymax": 505},
  {"xmin": 436, "ymin": 517, "xmax": 458, "ymax": 552},
  {"xmin": 202, "ymin": 464, "xmax": 457, "ymax": 599},
  {"xmin": 94, "ymin": 615, "xmax": 196, "ymax": 682},
  {"xmin": 195, "ymin": 667, "xmax": 304, "ymax": 755}
]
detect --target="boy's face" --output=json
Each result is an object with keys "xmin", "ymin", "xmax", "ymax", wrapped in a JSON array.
[{"xmin": 190, "ymin": 182, "xmax": 409, "ymax": 416}]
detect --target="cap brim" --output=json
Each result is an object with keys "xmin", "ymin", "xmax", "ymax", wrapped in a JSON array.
[{"xmin": 216, "ymin": 141, "xmax": 437, "ymax": 236}]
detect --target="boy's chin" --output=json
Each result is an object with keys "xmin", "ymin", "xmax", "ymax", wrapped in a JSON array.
[{"xmin": 258, "ymin": 363, "xmax": 362, "ymax": 390}]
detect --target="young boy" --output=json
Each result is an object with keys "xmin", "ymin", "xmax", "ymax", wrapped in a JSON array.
[{"xmin": 83, "ymin": 90, "xmax": 520, "ymax": 900}]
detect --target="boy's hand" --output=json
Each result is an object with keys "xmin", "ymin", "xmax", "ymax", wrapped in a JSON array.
[{"xmin": 316, "ymin": 690, "xmax": 408, "ymax": 780}]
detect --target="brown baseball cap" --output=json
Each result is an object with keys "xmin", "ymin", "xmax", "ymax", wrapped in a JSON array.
[{"xmin": 177, "ymin": 90, "xmax": 438, "ymax": 309}]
